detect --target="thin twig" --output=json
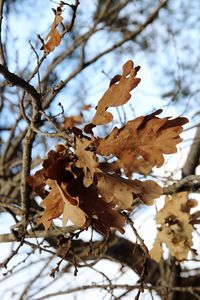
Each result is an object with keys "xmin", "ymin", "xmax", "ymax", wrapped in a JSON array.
[
  {"xmin": 29, "ymin": 41, "xmax": 42, "ymax": 93},
  {"xmin": 0, "ymin": 226, "xmax": 76, "ymax": 243},
  {"xmin": 0, "ymin": 0, "xmax": 6, "ymax": 66},
  {"xmin": 0, "ymin": 64, "xmax": 41, "ymax": 101},
  {"xmin": 122, "ymin": 211, "xmax": 149, "ymax": 257}
]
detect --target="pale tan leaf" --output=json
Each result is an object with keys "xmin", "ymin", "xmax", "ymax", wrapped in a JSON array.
[
  {"xmin": 75, "ymin": 138, "xmax": 99, "ymax": 187},
  {"xmin": 149, "ymin": 241, "xmax": 162, "ymax": 263},
  {"xmin": 150, "ymin": 192, "xmax": 194, "ymax": 261},
  {"xmin": 56, "ymin": 182, "xmax": 87, "ymax": 228},
  {"xmin": 95, "ymin": 172, "xmax": 138, "ymax": 209},
  {"xmin": 62, "ymin": 199, "xmax": 87, "ymax": 228},
  {"xmin": 95, "ymin": 172, "xmax": 162, "ymax": 209}
]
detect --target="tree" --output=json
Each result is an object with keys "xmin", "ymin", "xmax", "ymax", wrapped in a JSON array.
[{"xmin": 0, "ymin": 1, "xmax": 200, "ymax": 299}]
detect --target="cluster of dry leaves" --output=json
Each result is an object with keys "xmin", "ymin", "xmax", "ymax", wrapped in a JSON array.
[
  {"xmin": 28, "ymin": 60, "xmax": 194, "ymax": 261},
  {"xmin": 150, "ymin": 192, "xmax": 197, "ymax": 261}
]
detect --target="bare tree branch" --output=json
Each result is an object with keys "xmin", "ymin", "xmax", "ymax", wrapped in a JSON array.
[
  {"xmin": 0, "ymin": 64, "xmax": 41, "ymax": 102},
  {"xmin": 183, "ymin": 126, "xmax": 200, "ymax": 176},
  {"xmin": 163, "ymin": 175, "xmax": 200, "ymax": 194}
]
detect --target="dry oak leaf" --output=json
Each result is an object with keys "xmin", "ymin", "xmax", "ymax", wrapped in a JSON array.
[
  {"xmin": 113, "ymin": 157, "xmax": 153, "ymax": 177},
  {"xmin": 75, "ymin": 137, "xmax": 99, "ymax": 187},
  {"xmin": 150, "ymin": 192, "xmax": 194, "ymax": 262},
  {"xmin": 27, "ymin": 169, "xmax": 47, "ymax": 198},
  {"xmin": 82, "ymin": 104, "xmax": 92, "ymax": 111},
  {"xmin": 94, "ymin": 110, "xmax": 188, "ymax": 169},
  {"xmin": 95, "ymin": 172, "xmax": 162, "ymax": 209},
  {"xmin": 40, "ymin": 179, "xmax": 87, "ymax": 230},
  {"xmin": 67, "ymin": 176, "xmax": 125, "ymax": 235},
  {"xmin": 43, "ymin": 14, "xmax": 63, "ymax": 53},
  {"xmin": 27, "ymin": 148, "xmax": 74, "ymax": 197},
  {"xmin": 27, "ymin": 148, "xmax": 74, "ymax": 198},
  {"xmin": 63, "ymin": 115, "xmax": 83, "ymax": 129},
  {"xmin": 95, "ymin": 172, "xmax": 140, "ymax": 210},
  {"xmin": 130, "ymin": 179, "xmax": 163, "ymax": 205},
  {"xmin": 92, "ymin": 60, "xmax": 141, "ymax": 125},
  {"xmin": 42, "ymin": 149, "xmax": 74, "ymax": 183}
]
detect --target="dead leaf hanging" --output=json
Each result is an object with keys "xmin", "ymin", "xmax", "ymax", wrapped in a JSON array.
[
  {"xmin": 92, "ymin": 60, "xmax": 141, "ymax": 125},
  {"xmin": 40, "ymin": 179, "xmax": 87, "ymax": 230},
  {"xmin": 42, "ymin": 8, "xmax": 63, "ymax": 53},
  {"xmin": 94, "ymin": 110, "xmax": 188, "ymax": 170},
  {"xmin": 67, "ymin": 176, "xmax": 126, "ymax": 235},
  {"xmin": 63, "ymin": 115, "xmax": 83, "ymax": 129},
  {"xmin": 150, "ymin": 192, "xmax": 195, "ymax": 262}
]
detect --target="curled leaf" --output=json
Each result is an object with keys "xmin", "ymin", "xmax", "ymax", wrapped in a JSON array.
[{"xmin": 40, "ymin": 180, "xmax": 87, "ymax": 230}]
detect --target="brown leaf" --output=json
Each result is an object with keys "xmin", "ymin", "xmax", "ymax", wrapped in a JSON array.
[
  {"xmin": 27, "ymin": 147, "xmax": 74, "ymax": 197},
  {"xmin": 92, "ymin": 60, "xmax": 141, "ymax": 125},
  {"xmin": 84, "ymin": 123, "xmax": 96, "ymax": 134},
  {"xmin": 67, "ymin": 176, "xmax": 125, "ymax": 235},
  {"xmin": 44, "ymin": 28, "xmax": 61, "ymax": 54},
  {"xmin": 39, "ymin": 180, "xmax": 64, "ymax": 230},
  {"xmin": 82, "ymin": 104, "xmax": 92, "ymax": 111},
  {"xmin": 94, "ymin": 110, "xmax": 188, "ymax": 169},
  {"xmin": 105, "ymin": 157, "xmax": 153, "ymax": 177},
  {"xmin": 150, "ymin": 192, "xmax": 194, "ymax": 262},
  {"xmin": 27, "ymin": 169, "xmax": 46, "ymax": 198},
  {"xmin": 42, "ymin": 149, "xmax": 74, "ymax": 183},
  {"xmin": 40, "ymin": 179, "xmax": 87, "ymax": 230},
  {"xmin": 63, "ymin": 115, "xmax": 83, "ymax": 129},
  {"xmin": 99, "ymin": 160, "xmax": 122, "ymax": 174},
  {"xmin": 124, "ymin": 157, "xmax": 153, "ymax": 176},
  {"xmin": 43, "ymin": 14, "xmax": 63, "ymax": 54}
]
